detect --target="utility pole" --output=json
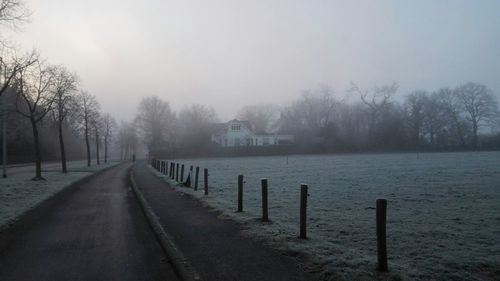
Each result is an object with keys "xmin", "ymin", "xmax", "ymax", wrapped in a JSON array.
[{"xmin": 1, "ymin": 95, "xmax": 7, "ymax": 178}]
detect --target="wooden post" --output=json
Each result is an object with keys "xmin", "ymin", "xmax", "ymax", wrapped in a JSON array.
[
  {"xmin": 162, "ymin": 161, "xmax": 165, "ymax": 174},
  {"xmin": 176, "ymin": 163, "xmax": 179, "ymax": 181},
  {"xmin": 204, "ymin": 168, "xmax": 208, "ymax": 195},
  {"xmin": 376, "ymin": 199, "xmax": 388, "ymax": 272},
  {"xmin": 189, "ymin": 166, "xmax": 193, "ymax": 188},
  {"xmin": 237, "ymin": 175, "xmax": 244, "ymax": 212},
  {"xmin": 261, "ymin": 178, "xmax": 268, "ymax": 222},
  {"xmin": 171, "ymin": 163, "xmax": 175, "ymax": 179},
  {"xmin": 299, "ymin": 184, "xmax": 308, "ymax": 239},
  {"xmin": 181, "ymin": 164, "xmax": 185, "ymax": 182},
  {"xmin": 166, "ymin": 161, "xmax": 169, "ymax": 175},
  {"xmin": 194, "ymin": 166, "xmax": 200, "ymax": 190}
]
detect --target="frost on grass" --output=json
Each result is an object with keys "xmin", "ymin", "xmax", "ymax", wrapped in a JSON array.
[
  {"xmin": 0, "ymin": 161, "xmax": 118, "ymax": 229},
  {"xmin": 152, "ymin": 152, "xmax": 500, "ymax": 281}
]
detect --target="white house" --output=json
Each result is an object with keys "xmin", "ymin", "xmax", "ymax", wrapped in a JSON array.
[{"xmin": 211, "ymin": 119, "xmax": 294, "ymax": 147}]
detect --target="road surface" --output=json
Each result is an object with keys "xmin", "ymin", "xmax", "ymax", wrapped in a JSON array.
[
  {"xmin": 132, "ymin": 161, "xmax": 316, "ymax": 281},
  {"xmin": 0, "ymin": 163, "xmax": 179, "ymax": 281}
]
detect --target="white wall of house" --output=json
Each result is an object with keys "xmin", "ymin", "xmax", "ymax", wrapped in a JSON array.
[{"xmin": 212, "ymin": 120, "xmax": 293, "ymax": 147}]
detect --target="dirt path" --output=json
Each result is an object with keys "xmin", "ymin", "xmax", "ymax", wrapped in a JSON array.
[
  {"xmin": 0, "ymin": 163, "xmax": 179, "ymax": 281},
  {"xmin": 132, "ymin": 161, "xmax": 316, "ymax": 281}
]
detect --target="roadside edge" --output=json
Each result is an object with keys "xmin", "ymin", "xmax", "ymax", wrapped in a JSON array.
[{"xmin": 129, "ymin": 165, "xmax": 202, "ymax": 281}]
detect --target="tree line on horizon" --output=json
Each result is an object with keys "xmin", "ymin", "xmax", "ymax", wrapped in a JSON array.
[{"xmin": 129, "ymin": 81, "xmax": 500, "ymax": 158}]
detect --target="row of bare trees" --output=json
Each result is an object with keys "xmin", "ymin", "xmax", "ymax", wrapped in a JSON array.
[
  {"xmin": 0, "ymin": 0, "xmax": 121, "ymax": 179},
  {"xmin": 1, "ymin": 56, "xmax": 118, "ymax": 179},
  {"xmin": 278, "ymin": 82, "xmax": 499, "ymax": 151}
]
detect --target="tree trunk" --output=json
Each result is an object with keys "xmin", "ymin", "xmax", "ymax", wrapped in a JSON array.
[
  {"xmin": 104, "ymin": 135, "xmax": 108, "ymax": 163},
  {"xmin": 85, "ymin": 122, "xmax": 91, "ymax": 167},
  {"xmin": 472, "ymin": 121, "xmax": 478, "ymax": 149},
  {"xmin": 30, "ymin": 118, "xmax": 44, "ymax": 180},
  {"xmin": 95, "ymin": 131, "xmax": 100, "ymax": 165},
  {"xmin": 58, "ymin": 121, "xmax": 67, "ymax": 173}
]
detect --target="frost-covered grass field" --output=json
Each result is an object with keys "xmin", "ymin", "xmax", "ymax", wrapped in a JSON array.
[
  {"xmin": 155, "ymin": 151, "xmax": 500, "ymax": 281},
  {"xmin": 0, "ymin": 161, "xmax": 119, "ymax": 230}
]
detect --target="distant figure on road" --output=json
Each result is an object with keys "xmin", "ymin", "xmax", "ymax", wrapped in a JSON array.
[{"xmin": 132, "ymin": 154, "xmax": 136, "ymax": 162}]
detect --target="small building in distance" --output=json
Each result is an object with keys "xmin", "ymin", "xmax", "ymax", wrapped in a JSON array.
[{"xmin": 211, "ymin": 119, "xmax": 294, "ymax": 147}]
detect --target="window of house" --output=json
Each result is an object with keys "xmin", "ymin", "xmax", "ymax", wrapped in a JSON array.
[
  {"xmin": 231, "ymin": 124, "xmax": 241, "ymax": 131},
  {"xmin": 263, "ymin": 137, "xmax": 269, "ymax": 145}
]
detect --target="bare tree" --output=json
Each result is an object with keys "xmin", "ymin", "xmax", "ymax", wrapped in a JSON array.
[
  {"xmin": 91, "ymin": 113, "xmax": 102, "ymax": 165},
  {"xmin": 237, "ymin": 104, "xmax": 278, "ymax": 133},
  {"xmin": 102, "ymin": 113, "xmax": 116, "ymax": 163},
  {"xmin": 435, "ymin": 87, "xmax": 468, "ymax": 147},
  {"xmin": 455, "ymin": 82, "xmax": 499, "ymax": 148},
  {"xmin": 422, "ymin": 92, "xmax": 445, "ymax": 146},
  {"xmin": 349, "ymin": 82, "xmax": 398, "ymax": 145},
  {"xmin": 135, "ymin": 95, "xmax": 175, "ymax": 152},
  {"xmin": 0, "ymin": 0, "xmax": 30, "ymax": 28},
  {"xmin": 178, "ymin": 104, "xmax": 217, "ymax": 153},
  {"xmin": 51, "ymin": 66, "xmax": 78, "ymax": 173},
  {"xmin": 78, "ymin": 91, "xmax": 99, "ymax": 167},
  {"xmin": 14, "ymin": 57, "xmax": 56, "ymax": 180},
  {"xmin": 404, "ymin": 90, "xmax": 428, "ymax": 146},
  {"xmin": 0, "ymin": 50, "xmax": 36, "ymax": 97}
]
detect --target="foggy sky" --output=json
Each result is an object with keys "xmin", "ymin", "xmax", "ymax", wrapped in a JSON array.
[{"xmin": 7, "ymin": 0, "xmax": 500, "ymax": 121}]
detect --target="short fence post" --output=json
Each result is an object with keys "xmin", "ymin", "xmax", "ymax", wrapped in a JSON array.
[
  {"xmin": 237, "ymin": 175, "xmax": 244, "ymax": 212},
  {"xmin": 376, "ymin": 199, "xmax": 388, "ymax": 272},
  {"xmin": 261, "ymin": 178, "xmax": 268, "ymax": 222},
  {"xmin": 204, "ymin": 168, "xmax": 208, "ymax": 195},
  {"xmin": 181, "ymin": 164, "xmax": 185, "ymax": 182},
  {"xmin": 195, "ymin": 167, "xmax": 200, "ymax": 190},
  {"xmin": 189, "ymin": 166, "xmax": 193, "ymax": 187},
  {"xmin": 299, "ymin": 184, "xmax": 308, "ymax": 239},
  {"xmin": 176, "ymin": 163, "xmax": 179, "ymax": 181},
  {"xmin": 172, "ymin": 163, "xmax": 175, "ymax": 179},
  {"xmin": 166, "ymin": 161, "xmax": 169, "ymax": 175},
  {"xmin": 162, "ymin": 161, "xmax": 165, "ymax": 174}
]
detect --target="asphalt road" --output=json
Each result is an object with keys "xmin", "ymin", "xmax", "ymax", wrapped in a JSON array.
[
  {"xmin": 0, "ymin": 163, "xmax": 179, "ymax": 281},
  {"xmin": 133, "ymin": 161, "xmax": 316, "ymax": 281}
]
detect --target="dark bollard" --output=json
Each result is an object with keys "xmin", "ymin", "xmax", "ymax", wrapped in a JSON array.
[
  {"xmin": 181, "ymin": 164, "xmax": 185, "ymax": 182},
  {"xmin": 299, "ymin": 184, "xmax": 308, "ymax": 239},
  {"xmin": 204, "ymin": 168, "xmax": 208, "ymax": 195},
  {"xmin": 195, "ymin": 166, "xmax": 200, "ymax": 190},
  {"xmin": 237, "ymin": 175, "xmax": 244, "ymax": 212},
  {"xmin": 176, "ymin": 163, "xmax": 179, "ymax": 181},
  {"xmin": 376, "ymin": 199, "xmax": 388, "ymax": 272},
  {"xmin": 189, "ymin": 166, "xmax": 193, "ymax": 187},
  {"xmin": 261, "ymin": 178, "xmax": 269, "ymax": 222}
]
